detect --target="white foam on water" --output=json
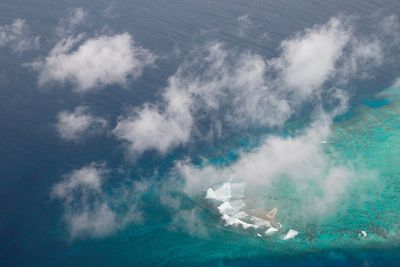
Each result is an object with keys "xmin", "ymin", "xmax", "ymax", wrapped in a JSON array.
[
  {"xmin": 221, "ymin": 214, "xmax": 259, "ymax": 229},
  {"xmin": 283, "ymin": 229, "xmax": 299, "ymax": 240},
  {"xmin": 265, "ymin": 227, "xmax": 279, "ymax": 235},
  {"xmin": 217, "ymin": 202, "xmax": 238, "ymax": 216},
  {"xmin": 359, "ymin": 230, "xmax": 367, "ymax": 238}
]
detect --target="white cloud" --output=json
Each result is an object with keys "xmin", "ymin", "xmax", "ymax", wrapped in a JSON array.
[
  {"xmin": 176, "ymin": 115, "xmax": 355, "ymax": 217},
  {"xmin": 337, "ymin": 37, "xmax": 383, "ymax": 82},
  {"xmin": 56, "ymin": 106, "xmax": 107, "ymax": 141},
  {"xmin": 392, "ymin": 77, "xmax": 400, "ymax": 88},
  {"xmin": 113, "ymin": 89, "xmax": 193, "ymax": 156},
  {"xmin": 56, "ymin": 7, "xmax": 88, "ymax": 38},
  {"xmin": 113, "ymin": 43, "xmax": 292, "ymax": 158},
  {"xmin": 103, "ymin": 1, "xmax": 120, "ymax": 19},
  {"xmin": 157, "ymin": 176, "xmax": 209, "ymax": 237},
  {"xmin": 271, "ymin": 16, "xmax": 390, "ymax": 96},
  {"xmin": 0, "ymin": 19, "xmax": 40, "ymax": 52},
  {"xmin": 168, "ymin": 208, "xmax": 208, "ymax": 237},
  {"xmin": 351, "ymin": 39, "xmax": 383, "ymax": 65},
  {"xmin": 380, "ymin": 15, "xmax": 399, "ymax": 39},
  {"xmin": 52, "ymin": 163, "xmax": 106, "ymax": 201},
  {"xmin": 49, "ymin": 14, "xmax": 395, "ymax": 238},
  {"xmin": 237, "ymin": 14, "xmax": 252, "ymax": 37},
  {"xmin": 30, "ymin": 32, "xmax": 155, "ymax": 92},
  {"xmin": 51, "ymin": 163, "xmax": 116, "ymax": 238},
  {"xmin": 51, "ymin": 163, "xmax": 147, "ymax": 238},
  {"xmin": 113, "ymin": 16, "xmax": 389, "ymax": 159},
  {"xmin": 273, "ymin": 17, "xmax": 351, "ymax": 97}
]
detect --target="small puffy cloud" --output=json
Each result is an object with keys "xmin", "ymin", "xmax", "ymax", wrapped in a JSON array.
[
  {"xmin": 51, "ymin": 163, "xmax": 147, "ymax": 238},
  {"xmin": 30, "ymin": 32, "xmax": 155, "ymax": 92},
  {"xmin": 51, "ymin": 163, "xmax": 116, "ymax": 238},
  {"xmin": 237, "ymin": 14, "xmax": 252, "ymax": 37},
  {"xmin": 351, "ymin": 39, "xmax": 382, "ymax": 63},
  {"xmin": 0, "ymin": 19, "xmax": 40, "ymax": 52},
  {"xmin": 52, "ymin": 163, "xmax": 106, "ymax": 201},
  {"xmin": 342, "ymin": 37, "xmax": 383, "ymax": 79},
  {"xmin": 56, "ymin": 7, "xmax": 88, "ymax": 38},
  {"xmin": 103, "ymin": 1, "xmax": 120, "ymax": 19},
  {"xmin": 158, "ymin": 177, "xmax": 209, "ymax": 237},
  {"xmin": 56, "ymin": 106, "xmax": 107, "ymax": 141},
  {"xmin": 273, "ymin": 17, "xmax": 351, "ymax": 97},
  {"xmin": 168, "ymin": 208, "xmax": 208, "ymax": 238},
  {"xmin": 270, "ymin": 16, "xmax": 388, "ymax": 96},
  {"xmin": 392, "ymin": 77, "xmax": 400, "ymax": 88},
  {"xmin": 113, "ymin": 86, "xmax": 193, "ymax": 157},
  {"xmin": 380, "ymin": 15, "xmax": 399, "ymax": 39}
]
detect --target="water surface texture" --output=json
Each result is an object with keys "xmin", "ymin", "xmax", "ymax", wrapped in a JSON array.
[{"xmin": 1, "ymin": 1, "xmax": 400, "ymax": 266}]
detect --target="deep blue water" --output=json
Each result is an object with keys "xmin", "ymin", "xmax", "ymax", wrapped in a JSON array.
[{"xmin": 1, "ymin": 1, "xmax": 400, "ymax": 266}]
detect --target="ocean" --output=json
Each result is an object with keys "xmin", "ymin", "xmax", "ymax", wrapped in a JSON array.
[{"xmin": 1, "ymin": 0, "xmax": 400, "ymax": 266}]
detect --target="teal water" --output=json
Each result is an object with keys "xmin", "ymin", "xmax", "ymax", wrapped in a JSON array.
[{"xmin": 123, "ymin": 86, "xmax": 400, "ymax": 266}]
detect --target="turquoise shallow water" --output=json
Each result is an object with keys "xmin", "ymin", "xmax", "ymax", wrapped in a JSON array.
[
  {"xmin": 152, "ymin": 88, "xmax": 400, "ymax": 266},
  {"xmin": 94, "ymin": 87, "xmax": 400, "ymax": 266},
  {"xmin": 151, "ymin": 86, "xmax": 400, "ymax": 265},
  {"xmin": 330, "ymin": 88, "xmax": 400, "ymax": 244}
]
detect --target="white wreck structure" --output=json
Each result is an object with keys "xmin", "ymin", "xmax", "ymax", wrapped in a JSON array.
[{"xmin": 205, "ymin": 181, "xmax": 298, "ymax": 240}]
